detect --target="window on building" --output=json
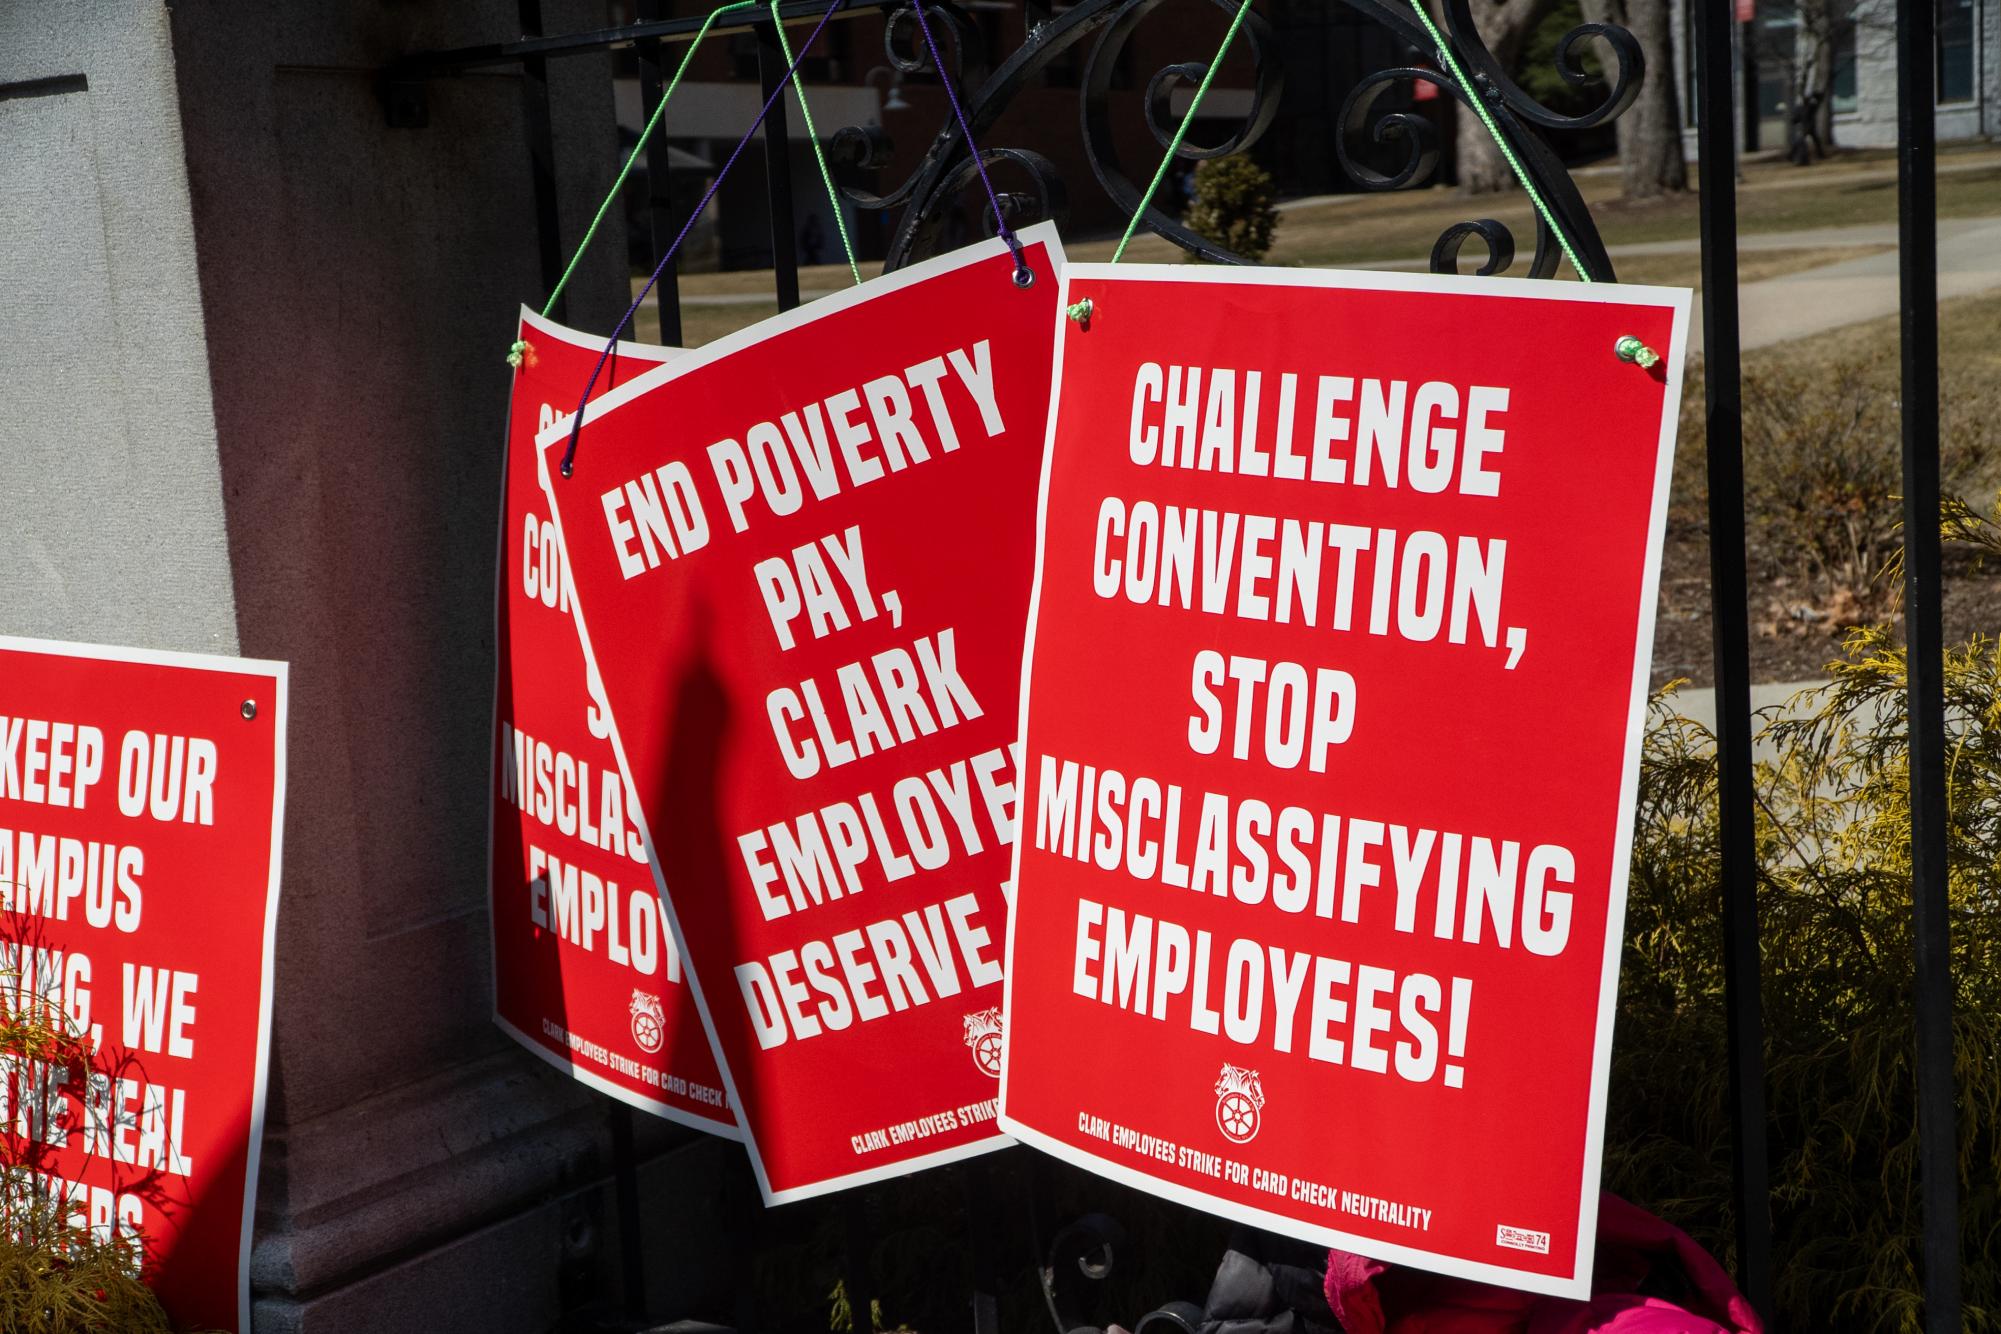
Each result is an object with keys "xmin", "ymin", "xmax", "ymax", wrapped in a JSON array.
[
  {"xmin": 1831, "ymin": 19, "xmax": 1858, "ymax": 113},
  {"xmin": 1753, "ymin": 0, "xmax": 1799, "ymax": 121},
  {"xmin": 1938, "ymin": 0, "xmax": 1976, "ymax": 103}
]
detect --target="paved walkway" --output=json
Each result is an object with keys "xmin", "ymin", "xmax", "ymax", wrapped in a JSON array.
[
  {"xmin": 1665, "ymin": 681, "xmax": 1828, "ymax": 760},
  {"xmin": 1687, "ymin": 216, "xmax": 2001, "ymax": 352},
  {"xmin": 1275, "ymin": 149, "xmax": 2001, "ymax": 214},
  {"xmin": 668, "ymin": 210, "xmax": 2001, "ymax": 354},
  {"xmin": 1338, "ymin": 217, "xmax": 2001, "ymax": 351}
]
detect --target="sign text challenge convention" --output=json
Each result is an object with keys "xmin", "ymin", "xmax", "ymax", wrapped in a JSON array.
[{"xmin": 1048, "ymin": 360, "xmax": 1581, "ymax": 1090}]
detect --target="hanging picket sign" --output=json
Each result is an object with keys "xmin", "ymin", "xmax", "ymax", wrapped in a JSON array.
[
  {"xmin": 490, "ymin": 308, "xmax": 737, "ymax": 1134},
  {"xmin": 999, "ymin": 264, "xmax": 1689, "ymax": 1297},
  {"xmin": 0, "ymin": 636, "xmax": 286, "ymax": 1333},
  {"xmin": 537, "ymin": 224, "xmax": 1065, "ymax": 1203}
]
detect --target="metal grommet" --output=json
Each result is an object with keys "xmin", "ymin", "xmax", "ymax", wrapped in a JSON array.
[
  {"xmin": 241, "ymin": 699, "xmax": 258, "ymax": 721},
  {"xmin": 1012, "ymin": 263, "xmax": 1036, "ymax": 289},
  {"xmin": 1614, "ymin": 334, "xmax": 1661, "ymax": 370}
]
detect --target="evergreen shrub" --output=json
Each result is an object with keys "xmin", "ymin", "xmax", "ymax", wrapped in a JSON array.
[
  {"xmin": 1612, "ymin": 492, "xmax": 2001, "ymax": 1331},
  {"xmin": 1183, "ymin": 156, "xmax": 1279, "ymax": 262}
]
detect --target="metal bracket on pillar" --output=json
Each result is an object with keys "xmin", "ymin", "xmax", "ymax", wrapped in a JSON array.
[{"xmin": 376, "ymin": 74, "xmax": 429, "ymax": 128}]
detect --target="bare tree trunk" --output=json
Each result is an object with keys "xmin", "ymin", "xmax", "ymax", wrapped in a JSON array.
[
  {"xmin": 1811, "ymin": 42, "xmax": 1838, "ymax": 153},
  {"xmin": 1580, "ymin": 0, "xmax": 1688, "ymax": 197},
  {"xmin": 1794, "ymin": 0, "xmax": 1845, "ymax": 160},
  {"xmin": 1454, "ymin": 0, "xmax": 1560, "ymax": 193}
]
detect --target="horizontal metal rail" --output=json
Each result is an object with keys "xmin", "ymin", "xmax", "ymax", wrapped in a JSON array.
[{"xmin": 393, "ymin": 0, "xmax": 892, "ymax": 72}]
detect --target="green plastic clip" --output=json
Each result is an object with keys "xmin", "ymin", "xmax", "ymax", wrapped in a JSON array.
[{"xmin": 1614, "ymin": 335, "xmax": 1660, "ymax": 370}]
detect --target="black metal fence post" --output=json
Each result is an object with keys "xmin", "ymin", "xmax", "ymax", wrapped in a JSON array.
[
  {"xmin": 1692, "ymin": 0, "xmax": 1772, "ymax": 1320},
  {"xmin": 608, "ymin": 1104, "xmax": 650, "ymax": 1321},
  {"xmin": 517, "ymin": 0, "xmax": 568, "ymax": 318},
  {"xmin": 637, "ymin": 0, "xmax": 686, "ymax": 346},
  {"xmin": 1737, "ymin": 14, "xmax": 1758, "ymax": 155},
  {"xmin": 1896, "ymin": 0, "xmax": 1961, "ymax": 1329},
  {"xmin": 756, "ymin": 19, "xmax": 804, "ymax": 311}
]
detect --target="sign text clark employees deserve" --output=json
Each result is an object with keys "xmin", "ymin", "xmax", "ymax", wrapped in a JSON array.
[
  {"xmin": 1000, "ymin": 266, "xmax": 1689, "ymax": 1296},
  {"xmin": 539, "ymin": 227, "xmax": 1064, "ymax": 1202}
]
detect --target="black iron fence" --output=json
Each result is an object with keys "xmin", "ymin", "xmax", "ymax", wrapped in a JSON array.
[{"xmin": 387, "ymin": 1, "xmax": 1963, "ymax": 1328}]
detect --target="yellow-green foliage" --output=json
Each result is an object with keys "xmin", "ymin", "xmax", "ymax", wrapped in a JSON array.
[
  {"xmin": 1182, "ymin": 155, "xmax": 1279, "ymax": 262},
  {"xmin": 0, "ymin": 916, "xmax": 187, "ymax": 1333},
  {"xmin": 1611, "ymin": 622, "xmax": 2001, "ymax": 1332},
  {"xmin": 0, "ymin": 1211, "xmax": 175, "ymax": 1334}
]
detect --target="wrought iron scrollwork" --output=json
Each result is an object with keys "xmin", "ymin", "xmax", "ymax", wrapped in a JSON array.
[
  {"xmin": 830, "ymin": 0, "xmax": 1111, "ymax": 268},
  {"xmin": 1040, "ymin": 1212, "xmax": 1124, "ymax": 1334},
  {"xmin": 1077, "ymin": 0, "xmax": 1284, "ymax": 264},
  {"xmin": 841, "ymin": 0, "xmax": 1642, "ymax": 281},
  {"xmin": 1041, "ymin": 1213, "xmax": 1209, "ymax": 1334},
  {"xmin": 1329, "ymin": 0, "xmax": 1642, "ymax": 278}
]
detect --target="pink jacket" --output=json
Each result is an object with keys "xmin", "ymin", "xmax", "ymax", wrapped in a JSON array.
[{"xmin": 1324, "ymin": 1195, "xmax": 1762, "ymax": 1334}]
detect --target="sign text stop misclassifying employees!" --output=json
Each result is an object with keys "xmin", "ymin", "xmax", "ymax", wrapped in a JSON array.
[
  {"xmin": 1048, "ymin": 359, "xmax": 1565, "ymax": 1074},
  {"xmin": 1000, "ymin": 267, "xmax": 1685, "ymax": 1294}
]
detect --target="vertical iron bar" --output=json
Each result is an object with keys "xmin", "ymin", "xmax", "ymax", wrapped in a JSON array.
[
  {"xmin": 1897, "ymin": 0, "xmax": 1961, "ymax": 1328},
  {"xmin": 518, "ymin": 0, "xmax": 567, "ymax": 319},
  {"xmin": 1693, "ymin": 0, "xmax": 1772, "ymax": 1320},
  {"xmin": 637, "ymin": 0, "xmax": 686, "ymax": 345},
  {"xmin": 757, "ymin": 19, "xmax": 803, "ymax": 311},
  {"xmin": 1738, "ymin": 11, "xmax": 1758, "ymax": 155},
  {"xmin": 608, "ymin": 1104, "xmax": 648, "ymax": 1321},
  {"xmin": 840, "ymin": 1189, "xmax": 878, "ymax": 1334}
]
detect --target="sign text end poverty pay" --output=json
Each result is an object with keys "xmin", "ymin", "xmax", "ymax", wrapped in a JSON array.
[
  {"xmin": 583, "ymin": 339, "xmax": 1020, "ymax": 1048},
  {"xmin": 538, "ymin": 228, "xmax": 1065, "ymax": 1202}
]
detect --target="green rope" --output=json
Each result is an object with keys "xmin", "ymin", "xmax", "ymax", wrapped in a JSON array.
[
  {"xmin": 1110, "ymin": 0, "xmax": 1256, "ymax": 265},
  {"xmin": 1403, "ymin": 0, "xmax": 1591, "ymax": 281},
  {"xmin": 770, "ymin": 0, "xmax": 864, "ymax": 286},
  {"xmin": 537, "ymin": 0, "xmax": 758, "ymax": 325}
]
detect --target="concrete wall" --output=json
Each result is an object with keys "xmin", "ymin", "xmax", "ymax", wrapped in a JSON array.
[
  {"xmin": 0, "ymin": 3, "xmax": 238, "ymax": 653},
  {"xmin": 5, "ymin": 3, "xmax": 757, "ymax": 1329}
]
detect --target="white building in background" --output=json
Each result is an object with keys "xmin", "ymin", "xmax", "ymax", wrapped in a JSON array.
[{"xmin": 1668, "ymin": 0, "xmax": 2001, "ymax": 153}]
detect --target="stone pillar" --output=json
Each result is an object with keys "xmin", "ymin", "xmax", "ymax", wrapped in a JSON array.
[
  {"xmin": 0, "ymin": 3, "xmax": 237, "ymax": 652},
  {"xmin": 6, "ymin": 3, "xmax": 756, "ymax": 1329}
]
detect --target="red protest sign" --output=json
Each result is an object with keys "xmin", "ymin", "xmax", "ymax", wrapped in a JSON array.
[
  {"xmin": 491, "ymin": 309, "xmax": 736, "ymax": 1133},
  {"xmin": 1000, "ymin": 266, "xmax": 1688, "ymax": 1295},
  {"xmin": 538, "ymin": 226, "xmax": 1065, "ymax": 1202},
  {"xmin": 0, "ymin": 636, "xmax": 286, "ymax": 1333}
]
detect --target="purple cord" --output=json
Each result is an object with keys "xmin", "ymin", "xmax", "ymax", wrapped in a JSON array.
[
  {"xmin": 561, "ymin": 0, "xmax": 848, "ymax": 479},
  {"xmin": 907, "ymin": 1, "xmax": 1031, "ymax": 285}
]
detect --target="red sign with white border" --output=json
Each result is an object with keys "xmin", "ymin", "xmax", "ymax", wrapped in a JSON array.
[
  {"xmin": 490, "ymin": 308, "xmax": 737, "ymax": 1134},
  {"xmin": 999, "ymin": 265, "xmax": 1689, "ymax": 1296},
  {"xmin": 537, "ymin": 226, "xmax": 1065, "ymax": 1202},
  {"xmin": 0, "ymin": 635, "xmax": 287, "ymax": 1332}
]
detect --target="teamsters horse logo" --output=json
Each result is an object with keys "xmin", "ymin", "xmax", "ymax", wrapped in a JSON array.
[
  {"xmin": 1214, "ymin": 1064, "xmax": 1266, "ymax": 1144},
  {"xmin": 629, "ymin": 989, "xmax": 666, "ymax": 1054},
  {"xmin": 963, "ymin": 1008, "xmax": 1004, "ymax": 1077}
]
